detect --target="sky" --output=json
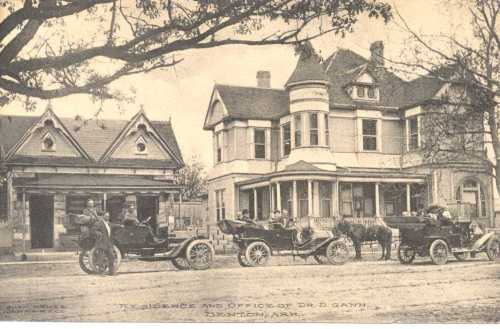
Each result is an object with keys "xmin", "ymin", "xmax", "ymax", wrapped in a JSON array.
[{"xmin": 0, "ymin": 0, "xmax": 470, "ymax": 168}]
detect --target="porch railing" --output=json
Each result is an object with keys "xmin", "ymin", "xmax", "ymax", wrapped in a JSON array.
[{"xmin": 296, "ymin": 216, "xmax": 381, "ymax": 229}]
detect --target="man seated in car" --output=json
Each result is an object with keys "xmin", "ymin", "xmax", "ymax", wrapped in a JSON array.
[{"xmin": 120, "ymin": 203, "xmax": 140, "ymax": 226}]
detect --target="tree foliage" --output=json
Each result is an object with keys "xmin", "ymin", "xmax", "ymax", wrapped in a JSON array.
[
  {"xmin": 176, "ymin": 154, "xmax": 207, "ymax": 201},
  {"xmin": 0, "ymin": 0, "xmax": 391, "ymax": 110}
]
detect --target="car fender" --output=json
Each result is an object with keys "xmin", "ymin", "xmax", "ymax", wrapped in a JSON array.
[
  {"xmin": 169, "ymin": 237, "xmax": 213, "ymax": 258},
  {"xmin": 241, "ymin": 238, "xmax": 272, "ymax": 251},
  {"xmin": 472, "ymin": 232, "xmax": 496, "ymax": 250}
]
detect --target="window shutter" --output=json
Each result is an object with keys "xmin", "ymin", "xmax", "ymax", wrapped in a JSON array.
[
  {"xmin": 377, "ymin": 119, "xmax": 382, "ymax": 152},
  {"xmin": 265, "ymin": 129, "xmax": 271, "ymax": 160},
  {"xmin": 247, "ymin": 128, "xmax": 254, "ymax": 159}
]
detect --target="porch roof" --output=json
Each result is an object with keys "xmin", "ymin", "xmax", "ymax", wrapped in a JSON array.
[
  {"xmin": 236, "ymin": 165, "xmax": 427, "ymax": 189},
  {"xmin": 13, "ymin": 174, "xmax": 182, "ymax": 191}
]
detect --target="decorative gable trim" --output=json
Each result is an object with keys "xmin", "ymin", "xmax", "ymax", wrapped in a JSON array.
[
  {"xmin": 100, "ymin": 110, "xmax": 183, "ymax": 165},
  {"xmin": 203, "ymin": 86, "xmax": 229, "ymax": 130},
  {"xmin": 6, "ymin": 108, "xmax": 91, "ymax": 160}
]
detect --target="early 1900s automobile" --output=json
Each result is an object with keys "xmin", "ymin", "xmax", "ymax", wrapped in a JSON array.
[
  {"xmin": 384, "ymin": 205, "xmax": 500, "ymax": 265},
  {"xmin": 218, "ymin": 219, "xmax": 349, "ymax": 266},
  {"xmin": 75, "ymin": 214, "xmax": 214, "ymax": 274}
]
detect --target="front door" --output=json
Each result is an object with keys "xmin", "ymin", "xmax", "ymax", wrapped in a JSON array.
[
  {"xmin": 137, "ymin": 195, "xmax": 158, "ymax": 232},
  {"xmin": 29, "ymin": 194, "xmax": 54, "ymax": 249}
]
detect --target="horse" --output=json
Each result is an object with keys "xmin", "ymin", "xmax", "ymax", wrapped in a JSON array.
[{"xmin": 334, "ymin": 220, "xmax": 392, "ymax": 260}]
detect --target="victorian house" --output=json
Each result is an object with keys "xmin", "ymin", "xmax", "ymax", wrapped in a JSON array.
[
  {"xmin": 0, "ymin": 108, "xmax": 184, "ymax": 252},
  {"xmin": 203, "ymin": 41, "xmax": 495, "ymax": 229}
]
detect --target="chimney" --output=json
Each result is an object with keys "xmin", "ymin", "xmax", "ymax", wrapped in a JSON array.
[
  {"xmin": 370, "ymin": 41, "xmax": 384, "ymax": 67},
  {"xmin": 256, "ymin": 71, "xmax": 271, "ymax": 88}
]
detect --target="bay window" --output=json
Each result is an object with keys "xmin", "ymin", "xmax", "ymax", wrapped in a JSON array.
[
  {"xmin": 282, "ymin": 122, "xmax": 291, "ymax": 156},
  {"xmin": 407, "ymin": 116, "xmax": 419, "ymax": 151},
  {"xmin": 362, "ymin": 119, "xmax": 378, "ymax": 151},
  {"xmin": 294, "ymin": 114, "xmax": 302, "ymax": 147},
  {"xmin": 324, "ymin": 113, "xmax": 330, "ymax": 146},
  {"xmin": 215, "ymin": 132, "xmax": 223, "ymax": 162},
  {"xmin": 254, "ymin": 128, "xmax": 266, "ymax": 159},
  {"xmin": 310, "ymin": 113, "xmax": 319, "ymax": 146}
]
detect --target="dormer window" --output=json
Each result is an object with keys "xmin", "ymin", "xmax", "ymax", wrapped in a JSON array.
[
  {"xmin": 135, "ymin": 136, "xmax": 147, "ymax": 154},
  {"xmin": 354, "ymin": 85, "xmax": 378, "ymax": 101},
  {"xmin": 44, "ymin": 119, "xmax": 54, "ymax": 127},
  {"xmin": 367, "ymin": 86, "xmax": 376, "ymax": 99},
  {"xmin": 41, "ymin": 133, "xmax": 55, "ymax": 152}
]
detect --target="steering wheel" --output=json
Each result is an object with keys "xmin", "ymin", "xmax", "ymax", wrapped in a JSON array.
[{"xmin": 141, "ymin": 216, "xmax": 152, "ymax": 224}]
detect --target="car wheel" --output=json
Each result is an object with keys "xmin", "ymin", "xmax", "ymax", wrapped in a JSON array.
[
  {"xmin": 245, "ymin": 241, "xmax": 271, "ymax": 267},
  {"xmin": 429, "ymin": 239, "xmax": 448, "ymax": 265},
  {"xmin": 186, "ymin": 240, "xmax": 214, "ymax": 270},
  {"xmin": 397, "ymin": 244, "xmax": 416, "ymax": 264},
  {"xmin": 79, "ymin": 249, "xmax": 95, "ymax": 274},
  {"xmin": 89, "ymin": 245, "xmax": 122, "ymax": 275},
  {"xmin": 325, "ymin": 240, "xmax": 349, "ymax": 265},
  {"xmin": 237, "ymin": 251, "xmax": 250, "ymax": 267},
  {"xmin": 486, "ymin": 236, "xmax": 500, "ymax": 261},
  {"xmin": 453, "ymin": 252, "xmax": 469, "ymax": 261},
  {"xmin": 171, "ymin": 257, "xmax": 191, "ymax": 270}
]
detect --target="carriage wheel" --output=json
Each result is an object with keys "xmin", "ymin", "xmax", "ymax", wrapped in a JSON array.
[
  {"xmin": 89, "ymin": 245, "xmax": 122, "ymax": 275},
  {"xmin": 397, "ymin": 244, "xmax": 416, "ymax": 264},
  {"xmin": 245, "ymin": 241, "xmax": 271, "ymax": 267},
  {"xmin": 429, "ymin": 239, "xmax": 448, "ymax": 265},
  {"xmin": 486, "ymin": 236, "xmax": 500, "ymax": 261},
  {"xmin": 453, "ymin": 252, "xmax": 469, "ymax": 261},
  {"xmin": 237, "ymin": 251, "xmax": 250, "ymax": 267},
  {"xmin": 79, "ymin": 249, "xmax": 95, "ymax": 274},
  {"xmin": 171, "ymin": 257, "xmax": 191, "ymax": 270},
  {"xmin": 186, "ymin": 240, "xmax": 214, "ymax": 270},
  {"xmin": 325, "ymin": 240, "xmax": 349, "ymax": 265},
  {"xmin": 313, "ymin": 254, "xmax": 328, "ymax": 264}
]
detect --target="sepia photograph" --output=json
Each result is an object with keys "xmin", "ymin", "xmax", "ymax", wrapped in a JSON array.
[{"xmin": 0, "ymin": 0, "xmax": 499, "ymax": 324}]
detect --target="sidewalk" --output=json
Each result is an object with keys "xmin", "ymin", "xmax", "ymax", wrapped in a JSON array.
[{"xmin": 0, "ymin": 251, "xmax": 77, "ymax": 265}]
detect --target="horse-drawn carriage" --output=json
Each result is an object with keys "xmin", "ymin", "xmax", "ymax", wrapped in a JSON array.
[
  {"xmin": 218, "ymin": 219, "xmax": 350, "ymax": 266},
  {"xmin": 75, "ymin": 214, "xmax": 214, "ymax": 275},
  {"xmin": 384, "ymin": 206, "xmax": 500, "ymax": 265}
]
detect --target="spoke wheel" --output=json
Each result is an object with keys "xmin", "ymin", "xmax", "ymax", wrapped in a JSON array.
[
  {"xmin": 486, "ymin": 236, "xmax": 500, "ymax": 261},
  {"xmin": 171, "ymin": 257, "xmax": 191, "ymax": 270},
  {"xmin": 325, "ymin": 240, "xmax": 349, "ymax": 265},
  {"xmin": 245, "ymin": 241, "xmax": 271, "ymax": 267},
  {"xmin": 453, "ymin": 252, "xmax": 469, "ymax": 261},
  {"xmin": 79, "ymin": 249, "xmax": 95, "ymax": 274},
  {"xmin": 237, "ymin": 251, "xmax": 250, "ymax": 267},
  {"xmin": 397, "ymin": 244, "xmax": 416, "ymax": 264},
  {"xmin": 186, "ymin": 240, "xmax": 214, "ymax": 270},
  {"xmin": 429, "ymin": 239, "xmax": 448, "ymax": 265},
  {"xmin": 313, "ymin": 254, "xmax": 328, "ymax": 264},
  {"xmin": 89, "ymin": 245, "xmax": 122, "ymax": 275}
]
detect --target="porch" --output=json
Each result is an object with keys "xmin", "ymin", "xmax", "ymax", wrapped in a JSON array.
[{"xmin": 237, "ymin": 173, "xmax": 428, "ymax": 224}]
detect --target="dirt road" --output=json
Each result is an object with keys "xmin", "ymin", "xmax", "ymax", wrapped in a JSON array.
[{"xmin": 0, "ymin": 256, "xmax": 499, "ymax": 322}]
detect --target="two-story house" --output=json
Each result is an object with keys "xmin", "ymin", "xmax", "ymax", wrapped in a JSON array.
[
  {"xmin": 203, "ymin": 41, "xmax": 495, "ymax": 229},
  {"xmin": 0, "ymin": 107, "xmax": 184, "ymax": 252}
]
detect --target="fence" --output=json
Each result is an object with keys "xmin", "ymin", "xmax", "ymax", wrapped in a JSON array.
[{"xmin": 172, "ymin": 201, "xmax": 208, "ymax": 231}]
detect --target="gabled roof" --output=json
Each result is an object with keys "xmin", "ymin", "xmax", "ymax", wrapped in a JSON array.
[
  {"xmin": 204, "ymin": 84, "xmax": 288, "ymax": 129},
  {"xmin": 282, "ymin": 160, "xmax": 323, "ymax": 172},
  {"xmin": 286, "ymin": 42, "xmax": 330, "ymax": 87},
  {"xmin": 0, "ymin": 111, "xmax": 183, "ymax": 169}
]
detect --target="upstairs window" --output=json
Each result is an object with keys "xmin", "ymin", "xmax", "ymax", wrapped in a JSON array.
[
  {"xmin": 282, "ymin": 123, "xmax": 291, "ymax": 156},
  {"xmin": 367, "ymin": 86, "xmax": 376, "ymax": 99},
  {"xmin": 407, "ymin": 117, "xmax": 419, "ymax": 151},
  {"xmin": 135, "ymin": 136, "xmax": 148, "ymax": 154},
  {"xmin": 215, "ymin": 132, "xmax": 223, "ymax": 163},
  {"xmin": 254, "ymin": 128, "xmax": 266, "ymax": 159},
  {"xmin": 362, "ymin": 119, "xmax": 377, "ymax": 151},
  {"xmin": 354, "ymin": 85, "xmax": 378, "ymax": 101},
  {"xmin": 41, "ymin": 133, "xmax": 55, "ymax": 152},
  {"xmin": 294, "ymin": 114, "xmax": 302, "ymax": 147},
  {"xmin": 356, "ymin": 86, "xmax": 365, "ymax": 98},
  {"xmin": 324, "ymin": 113, "xmax": 330, "ymax": 146},
  {"xmin": 309, "ymin": 113, "xmax": 319, "ymax": 146}
]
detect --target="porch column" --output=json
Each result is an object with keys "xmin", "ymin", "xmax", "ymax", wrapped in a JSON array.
[
  {"xmin": 308, "ymin": 180, "xmax": 313, "ymax": 217},
  {"xmin": 276, "ymin": 182, "xmax": 282, "ymax": 211},
  {"xmin": 292, "ymin": 181, "xmax": 298, "ymax": 219},
  {"xmin": 375, "ymin": 183, "xmax": 380, "ymax": 217},
  {"xmin": 333, "ymin": 181, "xmax": 339, "ymax": 217},
  {"xmin": 102, "ymin": 193, "xmax": 107, "ymax": 211},
  {"xmin": 22, "ymin": 190, "xmax": 27, "ymax": 254},
  {"xmin": 406, "ymin": 183, "xmax": 411, "ymax": 213},
  {"xmin": 269, "ymin": 184, "xmax": 274, "ymax": 212},
  {"xmin": 313, "ymin": 181, "xmax": 320, "ymax": 217},
  {"xmin": 253, "ymin": 188, "xmax": 258, "ymax": 220}
]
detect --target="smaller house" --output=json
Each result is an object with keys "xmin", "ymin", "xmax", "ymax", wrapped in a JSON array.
[{"xmin": 0, "ymin": 107, "xmax": 185, "ymax": 251}]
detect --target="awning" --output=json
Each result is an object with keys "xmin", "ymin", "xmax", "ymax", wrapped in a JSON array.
[{"xmin": 13, "ymin": 174, "xmax": 182, "ymax": 192}]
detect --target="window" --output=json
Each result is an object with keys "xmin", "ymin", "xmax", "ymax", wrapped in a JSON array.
[
  {"xmin": 356, "ymin": 86, "xmax": 365, "ymax": 98},
  {"xmin": 215, "ymin": 132, "xmax": 223, "ymax": 163},
  {"xmin": 294, "ymin": 114, "xmax": 302, "ymax": 147},
  {"xmin": 42, "ymin": 133, "xmax": 55, "ymax": 151},
  {"xmin": 408, "ymin": 117, "xmax": 419, "ymax": 151},
  {"xmin": 319, "ymin": 182, "xmax": 332, "ymax": 217},
  {"xmin": 324, "ymin": 113, "xmax": 329, "ymax": 146},
  {"xmin": 362, "ymin": 119, "xmax": 377, "ymax": 151},
  {"xmin": 297, "ymin": 181, "xmax": 308, "ymax": 217},
  {"xmin": 339, "ymin": 183, "xmax": 375, "ymax": 218},
  {"xmin": 282, "ymin": 123, "xmax": 291, "ymax": 156},
  {"xmin": 254, "ymin": 129, "xmax": 266, "ymax": 159},
  {"xmin": 215, "ymin": 189, "xmax": 225, "ymax": 221},
  {"xmin": 340, "ymin": 183, "xmax": 353, "ymax": 217},
  {"xmin": 367, "ymin": 86, "xmax": 376, "ymax": 99},
  {"xmin": 309, "ymin": 113, "xmax": 319, "ymax": 146},
  {"xmin": 135, "ymin": 136, "xmax": 147, "ymax": 154},
  {"xmin": 456, "ymin": 179, "xmax": 487, "ymax": 218}
]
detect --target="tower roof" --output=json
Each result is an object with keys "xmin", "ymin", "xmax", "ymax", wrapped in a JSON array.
[{"xmin": 285, "ymin": 42, "xmax": 330, "ymax": 88}]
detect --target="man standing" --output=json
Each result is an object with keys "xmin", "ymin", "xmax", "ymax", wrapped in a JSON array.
[{"xmin": 83, "ymin": 199, "xmax": 116, "ymax": 275}]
